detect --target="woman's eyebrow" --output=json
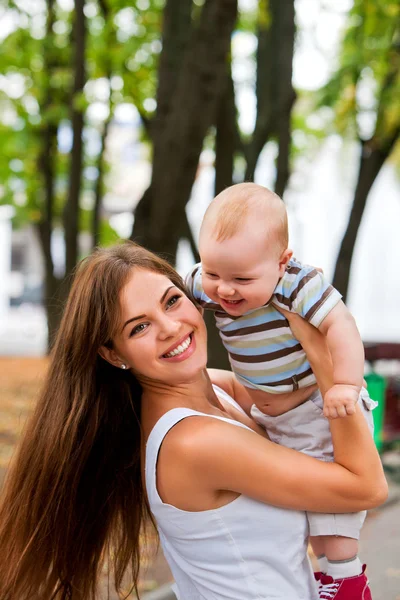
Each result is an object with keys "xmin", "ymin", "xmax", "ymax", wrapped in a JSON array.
[
  {"xmin": 121, "ymin": 285, "xmax": 176, "ymax": 332},
  {"xmin": 160, "ymin": 285, "xmax": 176, "ymax": 304}
]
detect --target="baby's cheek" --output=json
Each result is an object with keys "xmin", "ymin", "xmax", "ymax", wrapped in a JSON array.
[
  {"xmin": 202, "ymin": 279, "xmax": 214, "ymax": 298},
  {"xmin": 255, "ymin": 287, "xmax": 273, "ymax": 305}
]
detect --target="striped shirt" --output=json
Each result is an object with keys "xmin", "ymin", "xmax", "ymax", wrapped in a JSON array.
[{"xmin": 186, "ymin": 259, "xmax": 342, "ymax": 394}]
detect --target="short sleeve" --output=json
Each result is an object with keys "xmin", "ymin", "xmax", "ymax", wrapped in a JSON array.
[
  {"xmin": 185, "ymin": 263, "xmax": 205, "ymax": 303},
  {"xmin": 273, "ymin": 261, "xmax": 342, "ymax": 328}
]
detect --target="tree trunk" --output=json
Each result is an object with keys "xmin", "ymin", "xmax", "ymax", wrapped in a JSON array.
[
  {"xmin": 273, "ymin": 0, "xmax": 296, "ymax": 197},
  {"xmin": 131, "ymin": 0, "xmax": 193, "ymax": 252},
  {"xmin": 154, "ymin": 0, "xmax": 193, "ymax": 142},
  {"xmin": 333, "ymin": 132, "xmax": 399, "ymax": 300},
  {"xmin": 181, "ymin": 214, "xmax": 200, "ymax": 263},
  {"xmin": 204, "ymin": 311, "xmax": 231, "ymax": 369},
  {"xmin": 275, "ymin": 106, "xmax": 293, "ymax": 198},
  {"xmin": 244, "ymin": 7, "xmax": 275, "ymax": 182},
  {"xmin": 92, "ymin": 0, "xmax": 114, "ymax": 248},
  {"xmin": 215, "ymin": 62, "xmax": 236, "ymax": 196},
  {"xmin": 35, "ymin": 0, "xmax": 63, "ymax": 351},
  {"xmin": 92, "ymin": 114, "xmax": 111, "ymax": 248},
  {"xmin": 38, "ymin": 246, "xmax": 66, "ymax": 351},
  {"xmin": 64, "ymin": 0, "xmax": 86, "ymax": 275},
  {"xmin": 132, "ymin": 0, "xmax": 238, "ymax": 260},
  {"xmin": 92, "ymin": 121, "xmax": 107, "ymax": 248},
  {"xmin": 244, "ymin": 0, "xmax": 295, "ymax": 194},
  {"xmin": 37, "ymin": 120, "xmax": 57, "ymax": 324},
  {"xmin": 151, "ymin": 0, "xmax": 238, "ymax": 250},
  {"xmin": 332, "ymin": 19, "xmax": 400, "ymax": 301}
]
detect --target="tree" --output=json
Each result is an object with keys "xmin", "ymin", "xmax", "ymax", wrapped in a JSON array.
[
  {"xmin": 243, "ymin": 0, "xmax": 296, "ymax": 195},
  {"xmin": 0, "ymin": 0, "xmax": 299, "ymax": 357},
  {"xmin": 36, "ymin": 0, "xmax": 64, "ymax": 342},
  {"xmin": 0, "ymin": 0, "xmax": 163, "ymax": 346},
  {"xmin": 213, "ymin": 0, "xmax": 297, "ymax": 196},
  {"xmin": 0, "ymin": 0, "xmax": 78, "ymax": 344},
  {"xmin": 129, "ymin": 0, "xmax": 297, "ymax": 366},
  {"xmin": 131, "ymin": 0, "xmax": 298, "ymax": 249},
  {"xmin": 322, "ymin": 0, "xmax": 400, "ymax": 300},
  {"xmin": 131, "ymin": 0, "xmax": 239, "ymax": 259},
  {"xmin": 64, "ymin": 0, "xmax": 87, "ymax": 276}
]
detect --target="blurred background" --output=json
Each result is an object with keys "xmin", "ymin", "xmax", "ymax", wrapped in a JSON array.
[{"xmin": 0, "ymin": 0, "xmax": 400, "ymax": 597}]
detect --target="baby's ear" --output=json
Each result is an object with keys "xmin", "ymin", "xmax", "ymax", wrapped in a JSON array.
[{"xmin": 278, "ymin": 248, "xmax": 293, "ymax": 274}]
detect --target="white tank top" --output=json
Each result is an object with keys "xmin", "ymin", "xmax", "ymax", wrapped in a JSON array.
[{"xmin": 145, "ymin": 386, "xmax": 318, "ymax": 600}]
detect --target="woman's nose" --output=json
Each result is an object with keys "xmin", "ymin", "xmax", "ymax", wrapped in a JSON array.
[{"xmin": 158, "ymin": 315, "xmax": 180, "ymax": 339}]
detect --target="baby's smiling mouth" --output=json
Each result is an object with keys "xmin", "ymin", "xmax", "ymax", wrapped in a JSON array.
[{"xmin": 219, "ymin": 298, "xmax": 243, "ymax": 305}]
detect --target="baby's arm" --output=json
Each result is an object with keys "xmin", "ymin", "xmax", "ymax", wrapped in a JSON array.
[{"xmin": 318, "ymin": 300, "xmax": 364, "ymax": 419}]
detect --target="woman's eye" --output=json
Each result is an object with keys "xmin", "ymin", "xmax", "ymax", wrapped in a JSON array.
[
  {"xmin": 130, "ymin": 323, "xmax": 147, "ymax": 337},
  {"xmin": 166, "ymin": 294, "xmax": 181, "ymax": 308}
]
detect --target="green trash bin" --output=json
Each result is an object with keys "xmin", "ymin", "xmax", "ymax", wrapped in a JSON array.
[{"xmin": 365, "ymin": 372, "xmax": 387, "ymax": 452}]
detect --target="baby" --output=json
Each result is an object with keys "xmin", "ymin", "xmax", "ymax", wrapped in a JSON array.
[{"xmin": 186, "ymin": 183, "xmax": 377, "ymax": 600}]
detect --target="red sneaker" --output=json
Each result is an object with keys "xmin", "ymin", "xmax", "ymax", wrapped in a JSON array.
[
  {"xmin": 314, "ymin": 572, "xmax": 323, "ymax": 592},
  {"xmin": 319, "ymin": 564, "xmax": 372, "ymax": 599}
]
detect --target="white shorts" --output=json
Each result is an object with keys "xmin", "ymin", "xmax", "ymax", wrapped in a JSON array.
[{"xmin": 250, "ymin": 388, "xmax": 377, "ymax": 539}]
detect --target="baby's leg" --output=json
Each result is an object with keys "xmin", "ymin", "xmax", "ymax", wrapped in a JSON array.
[
  {"xmin": 309, "ymin": 510, "xmax": 367, "ymax": 566},
  {"xmin": 310, "ymin": 528, "xmax": 372, "ymax": 599},
  {"xmin": 309, "ymin": 535, "xmax": 328, "ymax": 575},
  {"xmin": 251, "ymin": 389, "xmax": 375, "ymax": 597},
  {"xmin": 310, "ymin": 535, "xmax": 360, "ymax": 576}
]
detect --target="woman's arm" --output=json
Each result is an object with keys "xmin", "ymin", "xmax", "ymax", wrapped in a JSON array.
[
  {"xmin": 167, "ymin": 410, "xmax": 387, "ymax": 514},
  {"xmin": 167, "ymin": 312, "xmax": 387, "ymax": 514},
  {"xmin": 264, "ymin": 308, "xmax": 387, "ymax": 508}
]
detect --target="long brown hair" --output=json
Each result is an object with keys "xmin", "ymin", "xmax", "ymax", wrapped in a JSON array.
[{"xmin": 0, "ymin": 242, "xmax": 189, "ymax": 600}]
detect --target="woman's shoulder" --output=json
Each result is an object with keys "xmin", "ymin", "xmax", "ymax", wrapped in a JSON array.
[
  {"xmin": 150, "ymin": 410, "xmax": 256, "ymax": 510},
  {"xmin": 160, "ymin": 416, "xmax": 264, "ymax": 511},
  {"xmin": 155, "ymin": 407, "xmax": 253, "ymax": 468}
]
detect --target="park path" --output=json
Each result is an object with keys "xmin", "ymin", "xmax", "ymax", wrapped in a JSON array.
[{"xmin": 358, "ymin": 480, "xmax": 400, "ymax": 600}]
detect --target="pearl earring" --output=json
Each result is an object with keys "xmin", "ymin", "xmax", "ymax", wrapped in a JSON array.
[{"xmin": 121, "ymin": 364, "xmax": 127, "ymax": 370}]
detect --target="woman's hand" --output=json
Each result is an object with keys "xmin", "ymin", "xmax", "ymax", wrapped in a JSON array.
[{"xmin": 272, "ymin": 305, "xmax": 334, "ymax": 397}]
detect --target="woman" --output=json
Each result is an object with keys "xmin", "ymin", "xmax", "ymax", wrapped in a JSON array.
[{"xmin": 0, "ymin": 242, "xmax": 387, "ymax": 600}]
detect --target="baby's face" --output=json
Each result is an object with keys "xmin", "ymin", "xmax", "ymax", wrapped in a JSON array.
[{"xmin": 199, "ymin": 229, "xmax": 290, "ymax": 317}]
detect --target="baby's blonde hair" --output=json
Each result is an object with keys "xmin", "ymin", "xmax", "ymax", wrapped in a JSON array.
[{"xmin": 200, "ymin": 183, "xmax": 288, "ymax": 254}]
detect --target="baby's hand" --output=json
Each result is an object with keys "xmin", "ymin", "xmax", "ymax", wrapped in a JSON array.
[{"xmin": 323, "ymin": 384, "xmax": 360, "ymax": 419}]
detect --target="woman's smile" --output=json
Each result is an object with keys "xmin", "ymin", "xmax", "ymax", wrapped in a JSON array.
[{"xmin": 161, "ymin": 332, "xmax": 195, "ymax": 361}]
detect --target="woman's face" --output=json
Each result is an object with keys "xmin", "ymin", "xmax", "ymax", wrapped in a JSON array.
[{"xmin": 110, "ymin": 268, "xmax": 208, "ymax": 385}]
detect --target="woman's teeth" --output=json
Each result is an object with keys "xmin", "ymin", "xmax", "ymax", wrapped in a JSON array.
[{"xmin": 164, "ymin": 335, "xmax": 192, "ymax": 358}]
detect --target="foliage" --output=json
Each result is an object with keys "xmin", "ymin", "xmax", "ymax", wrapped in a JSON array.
[
  {"xmin": 2, "ymin": 0, "xmax": 399, "ymax": 341},
  {"xmin": 317, "ymin": 0, "xmax": 400, "ymax": 300},
  {"xmin": 0, "ymin": 0, "xmax": 164, "ymax": 241},
  {"xmin": 319, "ymin": 0, "xmax": 400, "ymax": 146}
]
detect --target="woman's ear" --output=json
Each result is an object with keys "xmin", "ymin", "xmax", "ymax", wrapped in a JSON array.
[{"xmin": 99, "ymin": 345, "xmax": 124, "ymax": 369}]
